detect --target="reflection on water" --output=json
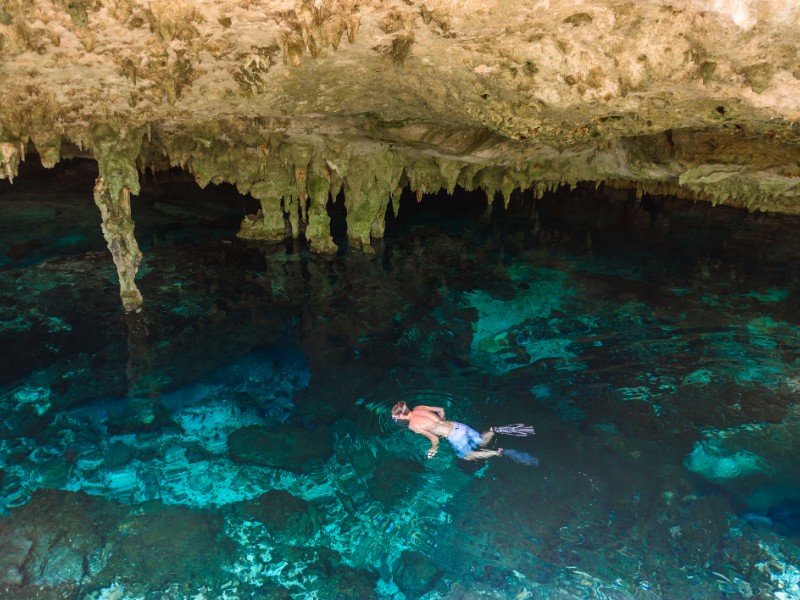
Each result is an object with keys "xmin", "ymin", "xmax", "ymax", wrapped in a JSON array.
[{"xmin": 1, "ymin": 161, "xmax": 800, "ymax": 599}]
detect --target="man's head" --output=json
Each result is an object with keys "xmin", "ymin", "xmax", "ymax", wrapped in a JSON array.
[{"xmin": 391, "ymin": 401, "xmax": 410, "ymax": 421}]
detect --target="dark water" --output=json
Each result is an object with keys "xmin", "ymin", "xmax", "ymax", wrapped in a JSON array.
[{"xmin": 1, "ymin": 160, "xmax": 799, "ymax": 599}]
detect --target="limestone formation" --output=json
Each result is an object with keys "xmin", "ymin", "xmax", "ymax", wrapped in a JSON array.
[
  {"xmin": 2, "ymin": 0, "xmax": 800, "ymax": 306},
  {"xmin": 93, "ymin": 177, "xmax": 143, "ymax": 312}
]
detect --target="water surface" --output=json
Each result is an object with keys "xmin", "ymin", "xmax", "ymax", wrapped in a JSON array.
[{"xmin": 1, "ymin": 161, "xmax": 799, "ymax": 599}]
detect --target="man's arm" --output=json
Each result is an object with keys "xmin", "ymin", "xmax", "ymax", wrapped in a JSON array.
[
  {"xmin": 410, "ymin": 425, "xmax": 440, "ymax": 458},
  {"xmin": 417, "ymin": 405, "xmax": 446, "ymax": 419}
]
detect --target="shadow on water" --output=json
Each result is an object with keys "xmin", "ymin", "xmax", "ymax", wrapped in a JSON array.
[{"xmin": 1, "ymin": 172, "xmax": 800, "ymax": 598}]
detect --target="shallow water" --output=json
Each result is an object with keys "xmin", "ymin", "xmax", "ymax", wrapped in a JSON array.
[{"xmin": 1, "ymin": 160, "xmax": 799, "ymax": 599}]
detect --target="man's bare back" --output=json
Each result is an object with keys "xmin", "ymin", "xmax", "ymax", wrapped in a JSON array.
[{"xmin": 408, "ymin": 406, "xmax": 454, "ymax": 436}]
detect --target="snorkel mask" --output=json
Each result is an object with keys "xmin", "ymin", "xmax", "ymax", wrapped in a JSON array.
[{"xmin": 390, "ymin": 401, "xmax": 409, "ymax": 422}]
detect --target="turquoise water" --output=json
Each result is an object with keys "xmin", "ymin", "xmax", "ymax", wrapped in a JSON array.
[{"xmin": 1, "ymin": 160, "xmax": 800, "ymax": 599}]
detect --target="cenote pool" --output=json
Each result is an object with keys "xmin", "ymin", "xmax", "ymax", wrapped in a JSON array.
[{"xmin": 1, "ymin": 160, "xmax": 799, "ymax": 599}]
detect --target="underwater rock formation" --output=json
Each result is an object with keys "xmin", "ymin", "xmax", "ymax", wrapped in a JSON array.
[
  {"xmin": 0, "ymin": 488, "xmax": 236, "ymax": 595},
  {"xmin": 227, "ymin": 424, "xmax": 333, "ymax": 472},
  {"xmin": 0, "ymin": 489, "xmax": 122, "ymax": 588},
  {"xmin": 229, "ymin": 489, "xmax": 323, "ymax": 544},
  {"xmin": 2, "ymin": 0, "xmax": 800, "ymax": 306},
  {"xmin": 392, "ymin": 549, "xmax": 444, "ymax": 598}
]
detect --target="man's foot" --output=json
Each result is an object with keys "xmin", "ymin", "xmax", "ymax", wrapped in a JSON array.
[{"xmin": 497, "ymin": 448, "xmax": 504, "ymax": 456}]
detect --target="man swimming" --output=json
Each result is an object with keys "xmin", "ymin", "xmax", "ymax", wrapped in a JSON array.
[{"xmin": 390, "ymin": 401, "xmax": 503, "ymax": 460}]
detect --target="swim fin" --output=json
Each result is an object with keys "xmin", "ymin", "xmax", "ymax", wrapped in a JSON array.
[
  {"xmin": 502, "ymin": 449, "xmax": 540, "ymax": 467},
  {"xmin": 492, "ymin": 423, "xmax": 535, "ymax": 436}
]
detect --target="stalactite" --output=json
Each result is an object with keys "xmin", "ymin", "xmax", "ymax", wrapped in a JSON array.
[
  {"xmin": 238, "ymin": 161, "xmax": 294, "ymax": 242},
  {"xmin": 435, "ymin": 157, "xmax": 462, "ymax": 194},
  {"xmin": 31, "ymin": 129, "xmax": 61, "ymax": 169},
  {"xmin": 343, "ymin": 173, "xmax": 372, "ymax": 253},
  {"xmin": 305, "ymin": 161, "xmax": 337, "ymax": 253},
  {"xmin": 93, "ymin": 176, "xmax": 144, "ymax": 312},
  {"xmin": 238, "ymin": 196, "xmax": 287, "ymax": 242},
  {"xmin": 501, "ymin": 174, "xmax": 514, "ymax": 208},
  {"xmin": 0, "ymin": 141, "xmax": 24, "ymax": 183},
  {"xmin": 286, "ymin": 195, "xmax": 301, "ymax": 239},
  {"xmin": 342, "ymin": 150, "xmax": 403, "ymax": 253}
]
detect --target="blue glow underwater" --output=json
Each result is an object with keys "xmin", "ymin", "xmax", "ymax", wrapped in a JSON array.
[{"xmin": 1, "ymin": 161, "xmax": 800, "ymax": 599}]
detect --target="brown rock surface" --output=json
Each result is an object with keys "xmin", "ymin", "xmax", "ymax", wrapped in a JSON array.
[{"xmin": 2, "ymin": 0, "xmax": 800, "ymax": 306}]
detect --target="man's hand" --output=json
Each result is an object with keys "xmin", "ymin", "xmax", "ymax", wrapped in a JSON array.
[{"xmin": 427, "ymin": 447, "xmax": 437, "ymax": 458}]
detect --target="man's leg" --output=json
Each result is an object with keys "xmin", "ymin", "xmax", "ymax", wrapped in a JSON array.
[
  {"xmin": 480, "ymin": 430, "xmax": 495, "ymax": 446},
  {"xmin": 463, "ymin": 448, "xmax": 503, "ymax": 461}
]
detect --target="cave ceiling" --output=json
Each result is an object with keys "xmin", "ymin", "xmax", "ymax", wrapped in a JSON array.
[{"xmin": 2, "ymin": 0, "xmax": 800, "ymax": 309}]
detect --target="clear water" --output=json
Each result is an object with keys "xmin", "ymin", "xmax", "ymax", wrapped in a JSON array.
[{"xmin": 1, "ymin": 160, "xmax": 799, "ymax": 599}]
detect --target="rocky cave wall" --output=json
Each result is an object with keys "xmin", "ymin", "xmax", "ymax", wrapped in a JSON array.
[{"xmin": 2, "ymin": 0, "xmax": 800, "ymax": 310}]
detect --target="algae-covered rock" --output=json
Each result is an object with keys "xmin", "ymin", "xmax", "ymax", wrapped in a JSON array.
[
  {"xmin": 227, "ymin": 424, "xmax": 333, "ymax": 472},
  {"xmin": 392, "ymin": 550, "xmax": 443, "ymax": 598}
]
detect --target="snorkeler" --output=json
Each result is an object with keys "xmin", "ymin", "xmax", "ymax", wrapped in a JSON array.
[{"xmin": 391, "ymin": 401, "xmax": 536, "ymax": 462}]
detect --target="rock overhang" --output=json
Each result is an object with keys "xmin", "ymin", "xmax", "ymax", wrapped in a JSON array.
[{"xmin": 2, "ymin": 0, "xmax": 800, "ymax": 309}]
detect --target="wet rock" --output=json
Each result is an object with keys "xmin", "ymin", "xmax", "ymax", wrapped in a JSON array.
[
  {"xmin": 0, "ymin": 529, "xmax": 31, "ymax": 584},
  {"xmin": 0, "ymin": 489, "xmax": 122, "ymax": 588},
  {"xmin": 183, "ymin": 441, "xmax": 214, "ymax": 463},
  {"xmin": 96, "ymin": 501, "xmax": 235, "ymax": 589},
  {"xmin": 392, "ymin": 550, "xmax": 443, "ymax": 598},
  {"xmin": 349, "ymin": 442, "xmax": 378, "ymax": 478},
  {"xmin": 442, "ymin": 581, "xmax": 484, "ymax": 598},
  {"xmin": 302, "ymin": 546, "xmax": 345, "ymax": 577},
  {"xmin": 257, "ymin": 544, "xmax": 372, "ymax": 597},
  {"xmin": 367, "ymin": 457, "xmax": 424, "ymax": 508},
  {"xmin": 0, "ymin": 403, "xmax": 49, "ymax": 440},
  {"xmin": 227, "ymin": 424, "xmax": 333, "ymax": 472},
  {"xmin": 230, "ymin": 490, "xmax": 322, "ymax": 544},
  {"xmin": 474, "ymin": 564, "xmax": 518, "ymax": 589},
  {"xmin": 102, "ymin": 441, "xmax": 134, "ymax": 469},
  {"xmin": 106, "ymin": 405, "xmax": 179, "ymax": 437},
  {"xmin": 37, "ymin": 536, "xmax": 85, "ymax": 585},
  {"xmin": 322, "ymin": 564, "xmax": 379, "ymax": 600},
  {"xmin": 739, "ymin": 390, "xmax": 788, "ymax": 424},
  {"xmin": 37, "ymin": 457, "xmax": 73, "ymax": 488}
]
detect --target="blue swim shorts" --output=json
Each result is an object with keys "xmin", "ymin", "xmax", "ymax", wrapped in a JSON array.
[{"xmin": 447, "ymin": 422, "xmax": 483, "ymax": 458}]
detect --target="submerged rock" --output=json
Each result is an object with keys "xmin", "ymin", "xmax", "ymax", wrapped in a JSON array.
[
  {"xmin": 0, "ymin": 488, "xmax": 236, "ymax": 595},
  {"xmin": 392, "ymin": 549, "xmax": 444, "ymax": 598},
  {"xmin": 0, "ymin": 528, "xmax": 32, "ymax": 585},
  {"xmin": 230, "ymin": 489, "xmax": 322, "ymax": 544},
  {"xmin": 685, "ymin": 441, "xmax": 769, "ymax": 481},
  {"xmin": 0, "ymin": 489, "xmax": 122, "ymax": 588},
  {"xmin": 321, "ymin": 564, "xmax": 379, "ymax": 600},
  {"xmin": 95, "ymin": 501, "xmax": 235, "ymax": 590},
  {"xmin": 367, "ymin": 457, "xmax": 425, "ymax": 509},
  {"xmin": 227, "ymin": 424, "xmax": 333, "ymax": 473}
]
